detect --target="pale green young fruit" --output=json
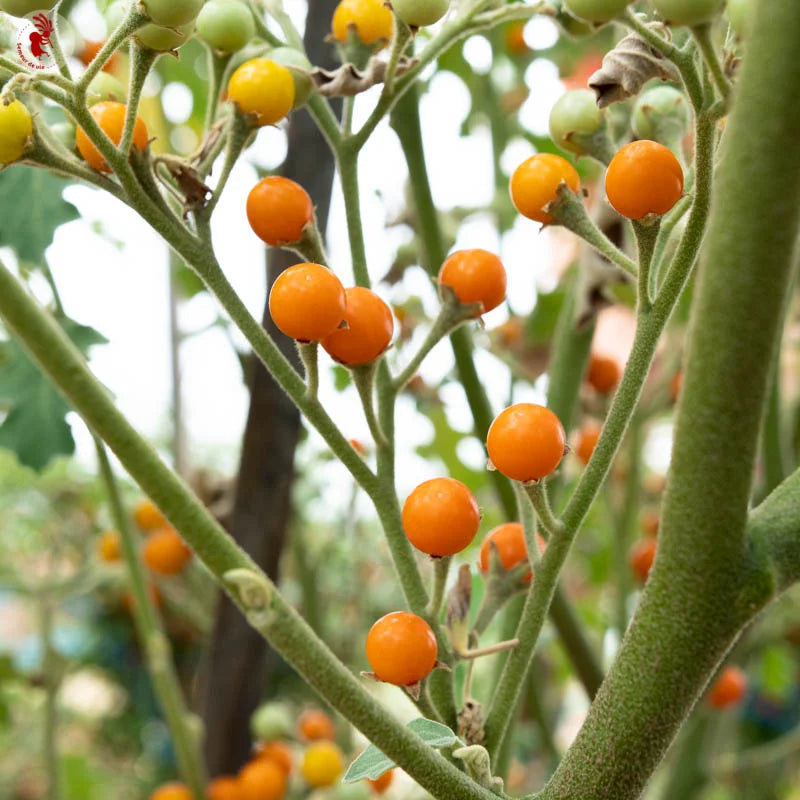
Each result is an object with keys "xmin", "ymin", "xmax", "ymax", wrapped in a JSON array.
[
  {"xmin": 0, "ymin": 0, "xmax": 57, "ymax": 17},
  {"xmin": 140, "ymin": 0, "xmax": 204, "ymax": 28},
  {"xmin": 391, "ymin": 0, "xmax": 449, "ymax": 27},
  {"xmin": 135, "ymin": 21, "xmax": 194, "ymax": 51},
  {"xmin": 549, "ymin": 89, "xmax": 603, "ymax": 154},
  {"xmin": 87, "ymin": 72, "xmax": 127, "ymax": 105},
  {"xmin": 564, "ymin": 0, "xmax": 631, "ymax": 23},
  {"xmin": 650, "ymin": 0, "xmax": 724, "ymax": 26},
  {"xmin": 196, "ymin": 0, "xmax": 255, "ymax": 53},
  {"xmin": 268, "ymin": 46, "xmax": 313, "ymax": 108}
]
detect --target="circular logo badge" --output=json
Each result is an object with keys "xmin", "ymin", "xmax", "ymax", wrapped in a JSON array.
[{"xmin": 13, "ymin": 10, "xmax": 71, "ymax": 72}]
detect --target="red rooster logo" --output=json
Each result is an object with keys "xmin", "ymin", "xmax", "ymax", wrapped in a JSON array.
[{"xmin": 28, "ymin": 14, "xmax": 54, "ymax": 61}]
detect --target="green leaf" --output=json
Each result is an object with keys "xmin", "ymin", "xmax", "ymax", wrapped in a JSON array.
[
  {"xmin": 0, "ymin": 168, "xmax": 79, "ymax": 264},
  {"xmin": 333, "ymin": 365, "xmax": 352, "ymax": 392},
  {"xmin": 343, "ymin": 718, "xmax": 459, "ymax": 783},
  {"xmin": 0, "ymin": 315, "xmax": 107, "ymax": 471}
]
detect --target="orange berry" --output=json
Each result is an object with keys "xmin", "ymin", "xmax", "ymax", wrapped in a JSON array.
[
  {"xmin": 97, "ymin": 529, "xmax": 123, "ymax": 562},
  {"xmin": 368, "ymin": 768, "xmax": 395, "ymax": 793},
  {"xmin": 332, "ymin": 0, "xmax": 393, "ymax": 45},
  {"xmin": 402, "ymin": 477, "xmax": 481, "ymax": 557},
  {"xmin": 708, "ymin": 665, "xmax": 748, "ymax": 709},
  {"xmin": 256, "ymin": 740, "xmax": 293, "ymax": 774},
  {"xmin": 641, "ymin": 510, "xmax": 660, "ymax": 538},
  {"xmin": 207, "ymin": 776, "xmax": 241, "ymax": 800},
  {"xmin": 629, "ymin": 538, "xmax": 657, "ymax": 582},
  {"xmin": 365, "ymin": 611, "xmax": 437, "ymax": 686},
  {"xmin": 298, "ymin": 709, "xmax": 336, "ymax": 742},
  {"xmin": 238, "ymin": 759, "xmax": 287, "ymax": 800},
  {"xmin": 670, "ymin": 370, "xmax": 683, "ymax": 402},
  {"xmin": 269, "ymin": 263, "xmax": 346, "ymax": 342},
  {"xmin": 505, "ymin": 21, "xmax": 528, "ymax": 55},
  {"xmin": 575, "ymin": 421, "xmax": 602, "ymax": 465},
  {"xmin": 134, "ymin": 498, "xmax": 168, "ymax": 532},
  {"xmin": 349, "ymin": 438, "xmax": 369, "ymax": 457},
  {"xmin": 79, "ymin": 40, "xmax": 120, "ymax": 72},
  {"xmin": 149, "ymin": 782, "xmax": 193, "ymax": 800},
  {"xmin": 142, "ymin": 527, "xmax": 192, "ymax": 576},
  {"xmin": 321, "ymin": 286, "xmax": 394, "ymax": 366},
  {"xmin": 487, "ymin": 403, "xmax": 566, "ymax": 482},
  {"xmin": 247, "ymin": 176, "xmax": 314, "ymax": 246},
  {"xmin": 605, "ymin": 140, "xmax": 684, "ymax": 219},
  {"xmin": 586, "ymin": 353, "xmax": 621, "ymax": 395},
  {"xmin": 510, "ymin": 153, "xmax": 580, "ymax": 224},
  {"xmin": 438, "ymin": 249, "xmax": 507, "ymax": 315},
  {"xmin": 478, "ymin": 522, "xmax": 546, "ymax": 583},
  {"xmin": 76, "ymin": 101, "xmax": 148, "ymax": 172}
]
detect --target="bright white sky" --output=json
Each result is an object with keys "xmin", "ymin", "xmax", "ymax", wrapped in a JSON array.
[{"xmin": 4, "ymin": 3, "xmax": 671, "ymax": 512}]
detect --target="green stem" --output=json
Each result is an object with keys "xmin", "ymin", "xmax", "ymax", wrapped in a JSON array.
[
  {"xmin": 761, "ymin": 362, "xmax": 788, "ymax": 496},
  {"xmin": 202, "ymin": 111, "xmax": 255, "ymax": 218},
  {"xmin": 392, "ymin": 300, "xmax": 475, "ymax": 392},
  {"xmin": 75, "ymin": 8, "xmax": 148, "ymax": 95},
  {"xmin": 549, "ymin": 188, "xmax": 638, "ymax": 280},
  {"xmin": 428, "ymin": 557, "xmax": 451, "ymax": 621},
  {"xmin": 0, "ymin": 257, "xmax": 494, "ymax": 800},
  {"xmin": 297, "ymin": 341, "xmax": 319, "ymax": 400},
  {"xmin": 94, "ymin": 441, "xmax": 207, "ymax": 799},
  {"xmin": 246, "ymin": 0, "xmax": 284, "ymax": 46},
  {"xmin": 352, "ymin": 362, "xmax": 388, "ymax": 448},
  {"xmin": 650, "ymin": 192, "xmax": 692, "ymax": 295},
  {"xmin": 523, "ymin": 482, "xmax": 563, "ymax": 540},
  {"xmin": 337, "ymin": 144, "xmax": 370, "ymax": 287},
  {"xmin": 692, "ymin": 23, "xmax": 731, "ymax": 104},
  {"xmin": 614, "ymin": 418, "xmax": 641, "ymax": 635},
  {"xmin": 40, "ymin": 598, "xmax": 61, "ymax": 800},
  {"xmin": 633, "ymin": 219, "xmax": 660, "ymax": 311},
  {"xmin": 120, "ymin": 44, "xmax": 157, "ymax": 158},
  {"xmin": 48, "ymin": 11, "xmax": 72, "ymax": 81},
  {"xmin": 203, "ymin": 48, "xmax": 232, "ymax": 132}
]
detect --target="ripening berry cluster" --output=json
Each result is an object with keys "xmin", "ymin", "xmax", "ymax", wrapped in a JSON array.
[
  {"xmin": 97, "ymin": 498, "xmax": 192, "ymax": 581},
  {"xmin": 149, "ymin": 704, "xmax": 396, "ymax": 800}
]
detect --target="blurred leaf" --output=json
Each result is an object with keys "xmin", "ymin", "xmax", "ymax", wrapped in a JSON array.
[
  {"xmin": 344, "ymin": 718, "xmax": 459, "ymax": 782},
  {"xmin": 757, "ymin": 643, "xmax": 796, "ymax": 702},
  {"xmin": 173, "ymin": 261, "xmax": 206, "ymax": 300},
  {"xmin": 527, "ymin": 287, "xmax": 566, "ymax": 345},
  {"xmin": 333, "ymin": 365, "xmax": 352, "ymax": 392},
  {"xmin": 0, "ymin": 316, "xmax": 106, "ymax": 471},
  {"xmin": 0, "ymin": 168, "xmax": 79, "ymax": 263}
]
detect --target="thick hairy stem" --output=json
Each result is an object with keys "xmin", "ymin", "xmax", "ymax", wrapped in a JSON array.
[{"xmin": 539, "ymin": 3, "xmax": 800, "ymax": 797}]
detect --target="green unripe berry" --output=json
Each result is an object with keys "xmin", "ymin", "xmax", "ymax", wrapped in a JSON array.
[
  {"xmin": 563, "ymin": 0, "xmax": 631, "ymax": 23},
  {"xmin": 391, "ymin": 0, "xmax": 449, "ymax": 27},
  {"xmin": 727, "ymin": 0, "xmax": 753, "ymax": 38},
  {"xmin": 0, "ymin": 0, "xmax": 57, "ymax": 17},
  {"xmin": 632, "ymin": 85, "xmax": 690, "ymax": 145},
  {"xmin": 87, "ymin": 72, "xmax": 127, "ymax": 105},
  {"xmin": 268, "ymin": 46, "xmax": 313, "ymax": 109},
  {"xmin": 650, "ymin": 0, "xmax": 724, "ymax": 26},
  {"xmin": 551, "ymin": 0, "xmax": 594, "ymax": 37},
  {"xmin": 549, "ymin": 89, "xmax": 603, "ymax": 154},
  {"xmin": 50, "ymin": 121, "xmax": 76, "ymax": 151},
  {"xmin": 197, "ymin": 0, "xmax": 255, "ymax": 53},
  {"xmin": 140, "ymin": 0, "xmax": 204, "ymax": 28},
  {"xmin": 136, "ymin": 21, "xmax": 194, "ymax": 51},
  {"xmin": 250, "ymin": 702, "xmax": 293, "ymax": 742}
]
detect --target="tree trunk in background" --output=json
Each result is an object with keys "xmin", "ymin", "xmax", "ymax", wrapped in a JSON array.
[{"xmin": 202, "ymin": 0, "xmax": 341, "ymax": 774}]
